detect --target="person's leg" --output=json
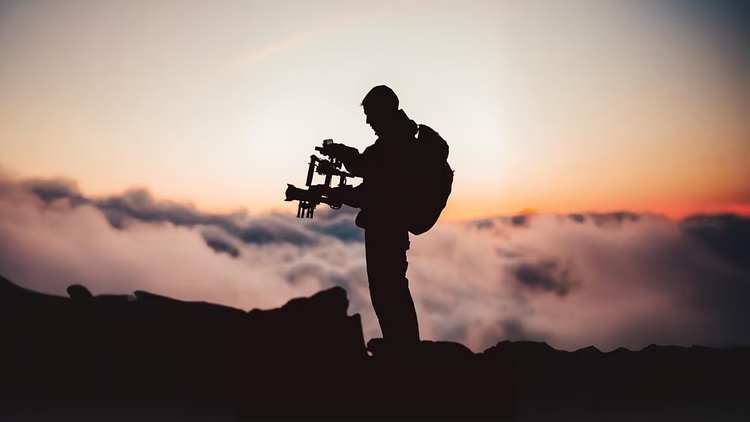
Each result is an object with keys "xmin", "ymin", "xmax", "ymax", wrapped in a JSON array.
[{"xmin": 364, "ymin": 228, "xmax": 420, "ymax": 344}]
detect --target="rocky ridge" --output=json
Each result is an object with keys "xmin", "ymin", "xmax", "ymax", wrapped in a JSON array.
[{"xmin": 1, "ymin": 275, "xmax": 747, "ymax": 420}]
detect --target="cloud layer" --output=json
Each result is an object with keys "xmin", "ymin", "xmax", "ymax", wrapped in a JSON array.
[{"xmin": 1, "ymin": 175, "xmax": 748, "ymax": 352}]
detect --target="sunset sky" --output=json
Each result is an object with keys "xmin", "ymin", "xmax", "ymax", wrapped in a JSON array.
[
  {"xmin": 1, "ymin": 0, "xmax": 748, "ymax": 221},
  {"xmin": 1, "ymin": 0, "xmax": 749, "ymax": 351}
]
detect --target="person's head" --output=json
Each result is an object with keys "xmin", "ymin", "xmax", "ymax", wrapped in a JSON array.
[{"xmin": 361, "ymin": 85, "xmax": 400, "ymax": 136}]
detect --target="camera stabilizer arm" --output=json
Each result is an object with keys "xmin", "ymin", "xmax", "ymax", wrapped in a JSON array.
[{"xmin": 284, "ymin": 139, "xmax": 362, "ymax": 218}]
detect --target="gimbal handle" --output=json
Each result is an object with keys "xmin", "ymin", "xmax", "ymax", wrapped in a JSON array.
[{"xmin": 287, "ymin": 139, "xmax": 359, "ymax": 219}]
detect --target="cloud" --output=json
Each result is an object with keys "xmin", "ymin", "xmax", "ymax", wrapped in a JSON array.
[
  {"xmin": 21, "ymin": 177, "xmax": 89, "ymax": 206},
  {"xmin": 232, "ymin": 15, "xmax": 359, "ymax": 71},
  {"xmin": 511, "ymin": 258, "xmax": 577, "ymax": 297},
  {"xmin": 500, "ymin": 319, "xmax": 546, "ymax": 342},
  {"xmin": 568, "ymin": 214, "xmax": 586, "ymax": 223},
  {"xmin": 681, "ymin": 214, "xmax": 750, "ymax": 270},
  {"xmin": 589, "ymin": 211, "xmax": 642, "ymax": 226},
  {"xmin": 201, "ymin": 227, "xmax": 240, "ymax": 258},
  {"xmin": 25, "ymin": 181, "xmax": 326, "ymax": 248},
  {"xmin": 235, "ymin": 27, "xmax": 326, "ymax": 70},
  {"xmin": 307, "ymin": 214, "xmax": 364, "ymax": 243},
  {"xmin": 1, "ymin": 174, "xmax": 749, "ymax": 353}
]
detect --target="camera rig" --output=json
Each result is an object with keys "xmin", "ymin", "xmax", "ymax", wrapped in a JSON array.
[{"xmin": 284, "ymin": 139, "xmax": 359, "ymax": 218}]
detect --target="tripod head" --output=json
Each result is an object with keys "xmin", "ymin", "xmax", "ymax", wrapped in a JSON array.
[{"xmin": 285, "ymin": 139, "xmax": 359, "ymax": 218}]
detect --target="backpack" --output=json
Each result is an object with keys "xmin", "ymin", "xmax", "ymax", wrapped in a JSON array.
[{"xmin": 406, "ymin": 124, "xmax": 454, "ymax": 235}]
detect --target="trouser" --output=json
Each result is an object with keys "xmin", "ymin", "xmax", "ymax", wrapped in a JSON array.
[{"xmin": 364, "ymin": 227, "xmax": 420, "ymax": 343}]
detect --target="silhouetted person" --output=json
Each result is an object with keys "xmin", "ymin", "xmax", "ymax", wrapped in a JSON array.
[{"xmin": 322, "ymin": 86, "xmax": 421, "ymax": 350}]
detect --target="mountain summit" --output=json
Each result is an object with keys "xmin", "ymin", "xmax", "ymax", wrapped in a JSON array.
[{"xmin": 1, "ymin": 274, "xmax": 747, "ymax": 420}]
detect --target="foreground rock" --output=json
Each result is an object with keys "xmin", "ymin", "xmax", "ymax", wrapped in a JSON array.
[{"xmin": 1, "ymin": 275, "xmax": 748, "ymax": 420}]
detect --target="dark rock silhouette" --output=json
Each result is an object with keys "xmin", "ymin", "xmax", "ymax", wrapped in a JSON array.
[{"xmin": 1, "ymin": 274, "xmax": 748, "ymax": 420}]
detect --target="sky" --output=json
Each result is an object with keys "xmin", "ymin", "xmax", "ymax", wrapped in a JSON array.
[
  {"xmin": 0, "ymin": 0, "xmax": 749, "ymax": 352},
  {"xmin": 1, "ymin": 0, "xmax": 748, "ymax": 221}
]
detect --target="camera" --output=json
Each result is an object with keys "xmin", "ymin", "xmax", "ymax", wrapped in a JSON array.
[{"xmin": 284, "ymin": 139, "xmax": 359, "ymax": 218}]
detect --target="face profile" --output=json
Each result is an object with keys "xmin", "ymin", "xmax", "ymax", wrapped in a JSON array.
[
  {"xmin": 364, "ymin": 108, "xmax": 394, "ymax": 136},
  {"xmin": 361, "ymin": 85, "xmax": 400, "ymax": 137}
]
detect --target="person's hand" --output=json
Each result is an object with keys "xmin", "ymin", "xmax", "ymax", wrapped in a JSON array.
[{"xmin": 321, "ymin": 142, "xmax": 353, "ymax": 159}]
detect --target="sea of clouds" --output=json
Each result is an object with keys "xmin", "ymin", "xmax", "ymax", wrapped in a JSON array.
[{"xmin": 1, "ymin": 174, "xmax": 748, "ymax": 352}]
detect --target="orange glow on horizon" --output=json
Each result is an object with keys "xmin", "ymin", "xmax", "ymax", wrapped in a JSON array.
[
  {"xmin": 244, "ymin": 199, "xmax": 750, "ymax": 223},
  {"xmin": 1, "ymin": 1, "xmax": 748, "ymax": 225}
]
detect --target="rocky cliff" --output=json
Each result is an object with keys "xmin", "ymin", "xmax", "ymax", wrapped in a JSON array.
[{"xmin": 1, "ymin": 275, "xmax": 747, "ymax": 420}]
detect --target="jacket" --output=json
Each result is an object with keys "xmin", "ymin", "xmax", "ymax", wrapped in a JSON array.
[{"xmin": 337, "ymin": 110, "xmax": 418, "ymax": 230}]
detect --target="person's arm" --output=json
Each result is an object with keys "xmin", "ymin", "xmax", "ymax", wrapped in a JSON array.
[
  {"xmin": 323, "ymin": 143, "xmax": 369, "ymax": 177},
  {"xmin": 324, "ymin": 184, "xmax": 366, "ymax": 208}
]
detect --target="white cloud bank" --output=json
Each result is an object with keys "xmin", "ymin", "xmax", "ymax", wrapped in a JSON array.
[{"xmin": 1, "ymin": 176, "xmax": 748, "ymax": 352}]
